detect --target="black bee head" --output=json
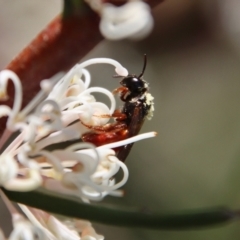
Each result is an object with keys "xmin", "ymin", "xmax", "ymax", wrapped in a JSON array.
[
  {"xmin": 120, "ymin": 54, "xmax": 148, "ymax": 101},
  {"xmin": 120, "ymin": 76, "xmax": 146, "ymax": 94}
]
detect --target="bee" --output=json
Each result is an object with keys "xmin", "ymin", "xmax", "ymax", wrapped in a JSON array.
[{"xmin": 82, "ymin": 55, "xmax": 154, "ymax": 161}]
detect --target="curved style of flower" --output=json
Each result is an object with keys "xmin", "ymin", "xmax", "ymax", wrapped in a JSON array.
[
  {"xmin": 85, "ymin": 0, "xmax": 154, "ymax": 40},
  {"xmin": 0, "ymin": 57, "xmax": 155, "ymax": 202}
]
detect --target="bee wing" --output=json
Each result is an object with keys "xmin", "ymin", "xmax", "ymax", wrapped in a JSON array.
[{"xmin": 116, "ymin": 102, "xmax": 145, "ymax": 162}]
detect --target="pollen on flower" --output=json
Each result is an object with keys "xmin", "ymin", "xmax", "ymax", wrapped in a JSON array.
[
  {"xmin": 72, "ymin": 162, "xmax": 84, "ymax": 172},
  {"xmin": 0, "ymin": 90, "xmax": 8, "ymax": 100}
]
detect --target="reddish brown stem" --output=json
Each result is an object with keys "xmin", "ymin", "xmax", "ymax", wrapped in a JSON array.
[{"xmin": 7, "ymin": 13, "xmax": 101, "ymax": 106}]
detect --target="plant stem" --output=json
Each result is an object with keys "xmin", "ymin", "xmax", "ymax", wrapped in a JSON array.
[{"xmin": 2, "ymin": 187, "xmax": 238, "ymax": 230}]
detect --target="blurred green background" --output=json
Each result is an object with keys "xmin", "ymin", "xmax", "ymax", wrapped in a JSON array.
[{"xmin": 1, "ymin": 0, "xmax": 240, "ymax": 239}]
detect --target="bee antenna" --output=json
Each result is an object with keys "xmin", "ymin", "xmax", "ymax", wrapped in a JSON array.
[{"xmin": 138, "ymin": 54, "xmax": 147, "ymax": 78}]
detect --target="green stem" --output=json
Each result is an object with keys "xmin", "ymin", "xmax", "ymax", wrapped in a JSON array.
[{"xmin": 2, "ymin": 187, "xmax": 238, "ymax": 230}]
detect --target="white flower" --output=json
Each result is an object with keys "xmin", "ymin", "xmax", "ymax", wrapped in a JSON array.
[
  {"xmin": 0, "ymin": 57, "xmax": 156, "ymax": 240},
  {"xmin": 0, "ymin": 57, "xmax": 155, "ymax": 202},
  {"xmin": 0, "ymin": 189, "xmax": 103, "ymax": 240},
  {"xmin": 0, "ymin": 190, "xmax": 44, "ymax": 240},
  {"xmin": 9, "ymin": 214, "xmax": 43, "ymax": 240},
  {"xmin": 85, "ymin": 0, "xmax": 154, "ymax": 40},
  {"xmin": 19, "ymin": 204, "xmax": 104, "ymax": 240}
]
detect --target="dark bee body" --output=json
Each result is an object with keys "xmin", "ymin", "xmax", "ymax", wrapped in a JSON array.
[
  {"xmin": 82, "ymin": 55, "xmax": 154, "ymax": 161},
  {"xmin": 116, "ymin": 93, "xmax": 153, "ymax": 161}
]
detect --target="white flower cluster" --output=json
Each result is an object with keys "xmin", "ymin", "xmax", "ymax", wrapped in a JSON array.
[
  {"xmin": 0, "ymin": 57, "xmax": 156, "ymax": 240},
  {"xmin": 0, "ymin": 190, "xmax": 104, "ymax": 240},
  {"xmin": 85, "ymin": 0, "xmax": 154, "ymax": 40},
  {"xmin": 0, "ymin": 57, "xmax": 155, "ymax": 202}
]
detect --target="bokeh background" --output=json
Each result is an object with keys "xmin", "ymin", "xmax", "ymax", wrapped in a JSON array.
[{"xmin": 1, "ymin": 0, "xmax": 240, "ymax": 239}]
